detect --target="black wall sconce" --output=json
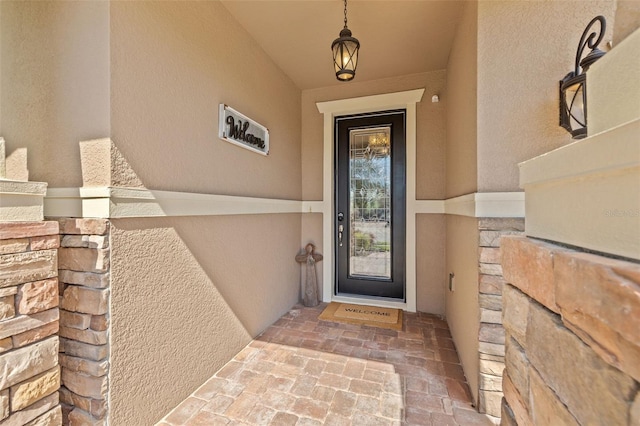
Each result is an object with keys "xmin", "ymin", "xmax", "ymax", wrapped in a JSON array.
[{"xmin": 559, "ymin": 16, "xmax": 607, "ymax": 139}]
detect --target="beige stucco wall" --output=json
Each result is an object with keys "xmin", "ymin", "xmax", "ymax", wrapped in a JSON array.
[
  {"xmin": 110, "ymin": 215, "xmax": 301, "ymax": 425},
  {"xmin": 110, "ymin": 1, "xmax": 301, "ymax": 199},
  {"xmin": 416, "ymin": 214, "xmax": 446, "ymax": 315},
  {"xmin": 613, "ymin": 0, "xmax": 640, "ymax": 45},
  {"xmin": 445, "ymin": 214, "xmax": 480, "ymax": 404},
  {"xmin": 445, "ymin": 0, "xmax": 478, "ymax": 199},
  {"xmin": 476, "ymin": 0, "xmax": 616, "ymax": 192},
  {"xmin": 0, "ymin": 1, "xmax": 110, "ymax": 186},
  {"xmin": 443, "ymin": 2, "xmax": 480, "ymax": 404},
  {"xmin": 106, "ymin": 3, "xmax": 304, "ymax": 425},
  {"xmin": 301, "ymin": 71, "xmax": 448, "ymax": 314}
]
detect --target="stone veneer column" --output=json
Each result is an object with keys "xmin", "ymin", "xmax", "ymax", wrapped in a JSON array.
[
  {"xmin": 0, "ymin": 221, "xmax": 62, "ymax": 425},
  {"xmin": 57, "ymin": 219, "xmax": 110, "ymax": 426},
  {"xmin": 477, "ymin": 218, "xmax": 524, "ymax": 418},
  {"xmin": 500, "ymin": 236, "xmax": 640, "ymax": 425}
]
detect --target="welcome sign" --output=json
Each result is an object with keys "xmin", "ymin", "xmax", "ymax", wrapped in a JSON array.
[{"xmin": 218, "ymin": 104, "xmax": 269, "ymax": 155}]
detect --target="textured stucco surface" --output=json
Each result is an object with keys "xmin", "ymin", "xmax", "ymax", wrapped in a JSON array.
[
  {"xmin": 0, "ymin": 1, "xmax": 110, "ymax": 187},
  {"xmin": 443, "ymin": 3, "xmax": 480, "ymax": 404},
  {"xmin": 445, "ymin": 0, "xmax": 478, "ymax": 199},
  {"xmin": 106, "ymin": 3, "xmax": 304, "ymax": 425},
  {"xmin": 109, "ymin": 214, "xmax": 301, "ymax": 426},
  {"xmin": 110, "ymin": 1, "xmax": 301, "ymax": 199},
  {"xmin": 445, "ymin": 214, "xmax": 480, "ymax": 405},
  {"xmin": 78, "ymin": 138, "xmax": 145, "ymax": 188},
  {"xmin": 476, "ymin": 0, "xmax": 616, "ymax": 192},
  {"xmin": 416, "ymin": 214, "xmax": 446, "ymax": 315},
  {"xmin": 613, "ymin": 0, "xmax": 640, "ymax": 45}
]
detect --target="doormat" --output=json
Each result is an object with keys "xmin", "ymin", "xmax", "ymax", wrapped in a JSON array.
[{"xmin": 318, "ymin": 302, "xmax": 403, "ymax": 330}]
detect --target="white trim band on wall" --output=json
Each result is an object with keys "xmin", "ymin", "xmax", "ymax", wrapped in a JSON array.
[
  {"xmin": 520, "ymin": 118, "xmax": 640, "ymax": 260},
  {"xmin": 44, "ymin": 188, "xmax": 523, "ymax": 219},
  {"xmin": 0, "ymin": 179, "xmax": 47, "ymax": 222},
  {"xmin": 444, "ymin": 192, "xmax": 525, "ymax": 218},
  {"xmin": 45, "ymin": 187, "xmax": 320, "ymax": 218}
]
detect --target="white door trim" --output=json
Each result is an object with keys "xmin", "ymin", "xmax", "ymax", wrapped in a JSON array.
[{"xmin": 316, "ymin": 89, "xmax": 425, "ymax": 312}]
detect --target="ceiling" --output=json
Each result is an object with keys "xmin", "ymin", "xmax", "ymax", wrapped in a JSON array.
[{"xmin": 220, "ymin": 1, "xmax": 466, "ymax": 90}]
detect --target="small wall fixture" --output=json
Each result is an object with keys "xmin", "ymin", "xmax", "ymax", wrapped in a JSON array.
[
  {"xmin": 559, "ymin": 16, "xmax": 607, "ymax": 139},
  {"xmin": 331, "ymin": 0, "xmax": 360, "ymax": 82}
]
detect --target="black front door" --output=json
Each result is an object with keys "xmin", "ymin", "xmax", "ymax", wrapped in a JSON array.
[{"xmin": 335, "ymin": 110, "xmax": 406, "ymax": 299}]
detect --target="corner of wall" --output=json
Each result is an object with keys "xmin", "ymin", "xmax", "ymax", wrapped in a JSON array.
[
  {"xmin": 476, "ymin": 218, "xmax": 524, "ymax": 418},
  {"xmin": 57, "ymin": 218, "xmax": 111, "ymax": 425},
  {"xmin": 613, "ymin": 0, "xmax": 640, "ymax": 46},
  {"xmin": 445, "ymin": 0, "xmax": 478, "ymax": 199},
  {"xmin": 445, "ymin": 215, "xmax": 480, "ymax": 405}
]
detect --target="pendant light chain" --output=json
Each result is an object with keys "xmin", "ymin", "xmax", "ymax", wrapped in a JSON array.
[{"xmin": 343, "ymin": 0, "xmax": 348, "ymax": 29}]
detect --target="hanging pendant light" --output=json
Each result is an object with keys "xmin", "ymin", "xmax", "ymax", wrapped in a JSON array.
[{"xmin": 331, "ymin": 0, "xmax": 360, "ymax": 82}]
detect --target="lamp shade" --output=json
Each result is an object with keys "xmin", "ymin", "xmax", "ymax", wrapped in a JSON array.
[
  {"xmin": 559, "ymin": 72, "xmax": 587, "ymax": 139},
  {"xmin": 332, "ymin": 28, "xmax": 360, "ymax": 81}
]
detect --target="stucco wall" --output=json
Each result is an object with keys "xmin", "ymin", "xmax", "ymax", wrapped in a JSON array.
[
  {"xmin": 0, "ymin": 1, "xmax": 110, "ymax": 186},
  {"xmin": 107, "ymin": 3, "xmax": 304, "ymax": 425},
  {"xmin": 445, "ymin": 0, "xmax": 478, "ymax": 199},
  {"xmin": 443, "ymin": 1, "xmax": 480, "ymax": 405},
  {"xmin": 445, "ymin": 214, "xmax": 480, "ymax": 404},
  {"xmin": 476, "ymin": 0, "xmax": 616, "ymax": 192},
  {"xmin": 301, "ymin": 71, "xmax": 448, "ymax": 314},
  {"xmin": 110, "ymin": 215, "xmax": 301, "ymax": 426},
  {"xmin": 613, "ymin": 0, "xmax": 640, "ymax": 45},
  {"xmin": 110, "ymin": 1, "xmax": 301, "ymax": 199},
  {"xmin": 416, "ymin": 214, "xmax": 446, "ymax": 315}
]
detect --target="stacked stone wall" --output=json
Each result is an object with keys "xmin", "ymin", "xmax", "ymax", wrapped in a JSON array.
[
  {"xmin": 0, "ymin": 221, "xmax": 62, "ymax": 425},
  {"xmin": 477, "ymin": 218, "xmax": 524, "ymax": 418},
  {"xmin": 57, "ymin": 219, "xmax": 110, "ymax": 426},
  {"xmin": 500, "ymin": 236, "xmax": 640, "ymax": 425}
]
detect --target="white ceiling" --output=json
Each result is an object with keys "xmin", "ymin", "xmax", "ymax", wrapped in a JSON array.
[{"xmin": 220, "ymin": 0, "xmax": 466, "ymax": 90}]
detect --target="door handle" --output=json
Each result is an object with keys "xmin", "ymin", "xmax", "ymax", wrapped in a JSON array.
[{"xmin": 338, "ymin": 224, "xmax": 344, "ymax": 247}]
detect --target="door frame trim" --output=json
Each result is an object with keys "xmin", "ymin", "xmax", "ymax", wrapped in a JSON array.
[{"xmin": 317, "ymin": 89, "xmax": 425, "ymax": 312}]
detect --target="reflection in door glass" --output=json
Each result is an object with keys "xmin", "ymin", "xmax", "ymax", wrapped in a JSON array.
[{"xmin": 349, "ymin": 127, "xmax": 391, "ymax": 279}]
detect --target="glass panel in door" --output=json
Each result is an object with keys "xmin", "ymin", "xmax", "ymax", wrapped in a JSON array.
[{"xmin": 349, "ymin": 127, "xmax": 392, "ymax": 279}]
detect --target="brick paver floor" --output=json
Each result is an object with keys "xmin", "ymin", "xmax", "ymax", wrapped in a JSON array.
[{"xmin": 159, "ymin": 303, "xmax": 494, "ymax": 425}]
